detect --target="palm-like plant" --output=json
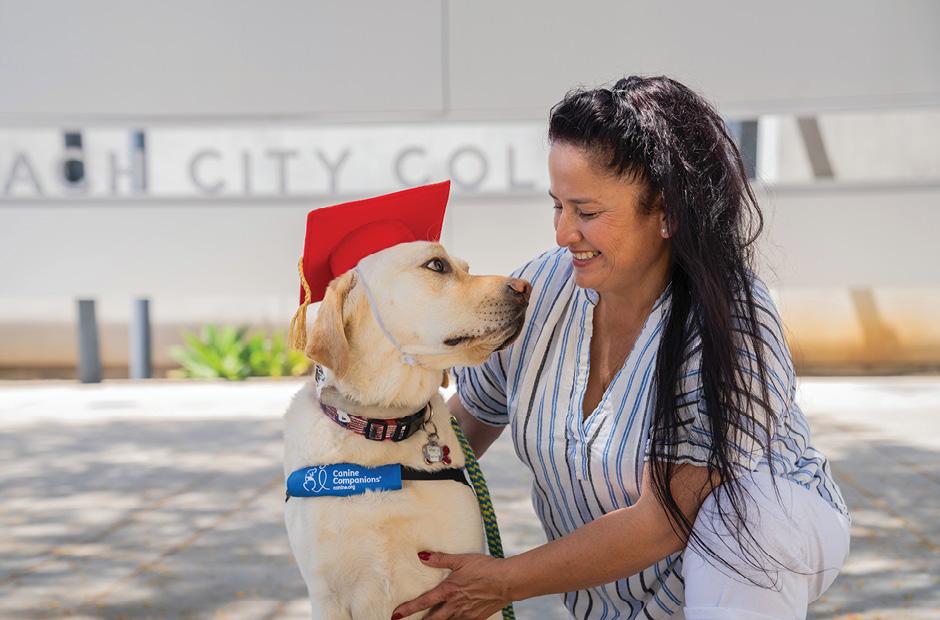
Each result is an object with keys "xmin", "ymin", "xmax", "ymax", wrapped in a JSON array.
[{"xmin": 170, "ymin": 325, "xmax": 310, "ymax": 380}]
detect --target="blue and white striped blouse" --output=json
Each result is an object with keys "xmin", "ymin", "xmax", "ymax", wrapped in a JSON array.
[{"xmin": 454, "ymin": 247, "xmax": 848, "ymax": 620}]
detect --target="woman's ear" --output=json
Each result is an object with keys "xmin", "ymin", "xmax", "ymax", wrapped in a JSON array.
[
  {"xmin": 306, "ymin": 271, "xmax": 356, "ymax": 377},
  {"xmin": 653, "ymin": 193, "xmax": 672, "ymax": 238}
]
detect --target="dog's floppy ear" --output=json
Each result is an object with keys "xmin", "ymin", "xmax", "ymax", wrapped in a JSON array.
[{"xmin": 306, "ymin": 271, "xmax": 356, "ymax": 377}]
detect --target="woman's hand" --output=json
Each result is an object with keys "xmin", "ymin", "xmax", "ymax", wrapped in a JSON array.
[{"xmin": 390, "ymin": 551, "xmax": 512, "ymax": 620}]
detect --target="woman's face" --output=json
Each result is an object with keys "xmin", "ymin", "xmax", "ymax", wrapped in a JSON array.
[{"xmin": 549, "ymin": 142, "xmax": 669, "ymax": 296}]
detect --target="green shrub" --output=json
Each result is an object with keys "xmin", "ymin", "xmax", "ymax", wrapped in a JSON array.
[{"xmin": 169, "ymin": 325, "xmax": 310, "ymax": 380}]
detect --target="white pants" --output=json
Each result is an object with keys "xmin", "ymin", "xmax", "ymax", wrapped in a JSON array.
[{"xmin": 683, "ymin": 472, "xmax": 851, "ymax": 620}]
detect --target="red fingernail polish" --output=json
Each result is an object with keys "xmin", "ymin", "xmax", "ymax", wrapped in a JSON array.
[
  {"xmin": 391, "ymin": 614, "xmax": 403, "ymax": 620},
  {"xmin": 418, "ymin": 551, "xmax": 430, "ymax": 561}
]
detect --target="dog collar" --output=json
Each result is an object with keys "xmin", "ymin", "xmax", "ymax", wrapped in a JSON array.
[
  {"xmin": 320, "ymin": 401, "xmax": 427, "ymax": 442},
  {"xmin": 285, "ymin": 462, "xmax": 470, "ymax": 501},
  {"xmin": 313, "ymin": 368, "xmax": 430, "ymax": 441}
]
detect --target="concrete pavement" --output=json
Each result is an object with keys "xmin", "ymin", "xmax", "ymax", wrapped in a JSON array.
[{"xmin": 0, "ymin": 377, "xmax": 938, "ymax": 619}]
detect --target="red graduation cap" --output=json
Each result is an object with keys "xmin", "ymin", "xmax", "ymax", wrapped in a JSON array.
[{"xmin": 288, "ymin": 180, "xmax": 451, "ymax": 350}]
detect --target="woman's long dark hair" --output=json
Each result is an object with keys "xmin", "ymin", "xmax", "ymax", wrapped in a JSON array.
[{"xmin": 549, "ymin": 75, "xmax": 779, "ymax": 580}]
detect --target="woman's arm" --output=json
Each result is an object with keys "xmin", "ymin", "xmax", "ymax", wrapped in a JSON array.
[
  {"xmin": 505, "ymin": 463, "xmax": 717, "ymax": 599},
  {"xmin": 448, "ymin": 392, "xmax": 505, "ymax": 458},
  {"xmin": 392, "ymin": 463, "xmax": 718, "ymax": 618}
]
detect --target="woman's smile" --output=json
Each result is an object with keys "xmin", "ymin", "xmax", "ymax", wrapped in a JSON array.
[{"xmin": 571, "ymin": 249, "xmax": 601, "ymax": 267}]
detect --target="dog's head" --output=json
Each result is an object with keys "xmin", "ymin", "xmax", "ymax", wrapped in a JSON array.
[{"xmin": 305, "ymin": 241, "xmax": 530, "ymax": 381}]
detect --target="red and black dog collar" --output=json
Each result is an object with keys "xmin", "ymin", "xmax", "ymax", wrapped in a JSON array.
[{"xmin": 320, "ymin": 401, "xmax": 428, "ymax": 442}]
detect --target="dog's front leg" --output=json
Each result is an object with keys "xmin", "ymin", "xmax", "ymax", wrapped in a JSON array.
[
  {"xmin": 308, "ymin": 583, "xmax": 359, "ymax": 620},
  {"xmin": 357, "ymin": 563, "xmax": 451, "ymax": 620},
  {"xmin": 308, "ymin": 600, "xmax": 353, "ymax": 620}
]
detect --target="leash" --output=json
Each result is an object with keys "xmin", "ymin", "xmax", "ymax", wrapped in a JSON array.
[{"xmin": 449, "ymin": 416, "xmax": 516, "ymax": 620}]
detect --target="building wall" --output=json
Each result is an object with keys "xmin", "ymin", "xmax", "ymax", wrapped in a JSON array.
[
  {"xmin": 2, "ymin": 1, "xmax": 938, "ymax": 121},
  {"xmin": 1, "ymin": 0, "xmax": 939, "ymax": 374},
  {"xmin": 2, "ymin": 181, "xmax": 939, "ymax": 373}
]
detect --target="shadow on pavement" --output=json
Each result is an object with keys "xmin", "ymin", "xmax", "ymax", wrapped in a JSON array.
[{"xmin": 0, "ymin": 385, "xmax": 938, "ymax": 619}]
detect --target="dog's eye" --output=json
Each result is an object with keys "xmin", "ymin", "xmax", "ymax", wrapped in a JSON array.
[{"xmin": 424, "ymin": 258, "xmax": 451, "ymax": 274}]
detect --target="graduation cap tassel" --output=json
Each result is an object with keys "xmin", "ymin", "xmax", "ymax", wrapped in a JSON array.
[{"xmin": 288, "ymin": 257, "xmax": 312, "ymax": 352}]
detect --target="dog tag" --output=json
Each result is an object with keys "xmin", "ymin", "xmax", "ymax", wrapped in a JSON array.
[
  {"xmin": 421, "ymin": 419, "xmax": 453, "ymax": 465},
  {"xmin": 423, "ymin": 433, "xmax": 444, "ymax": 464},
  {"xmin": 423, "ymin": 433, "xmax": 453, "ymax": 465}
]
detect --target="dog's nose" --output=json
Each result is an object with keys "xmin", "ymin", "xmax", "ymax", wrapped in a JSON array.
[{"xmin": 506, "ymin": 278, "xmax": 532, "ymax": 303}]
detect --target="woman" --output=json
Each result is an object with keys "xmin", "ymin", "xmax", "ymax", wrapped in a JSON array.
[{"xmin": 392, "ymin": 75, "xmax": 850, "ymax": 620}]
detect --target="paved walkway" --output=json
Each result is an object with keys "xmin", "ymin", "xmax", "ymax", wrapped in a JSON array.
[{"xmin": 0, "ymin": 377, "xmax": 938, "ymax": 619}]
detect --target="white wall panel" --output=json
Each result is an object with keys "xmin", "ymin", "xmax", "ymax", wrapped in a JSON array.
[
  {"xmin": 2, "ymin": 184, "xmax": 939, "ymax": 369},
  {"xmin": 758, "ymin": 183, "xmax": 940, "ymax": 288},
  {"xmin": 2, "ymin": 1, "xmax": 937, "ymax": 122},
  {"xmin": 448, "ymin": 0, "xmax": 940, "ymax": 117},
  {"xmin": 0, "ymin": 1, "xmax": 444, "ymax": 120},
  {"xmin": 1, "ymin": 183, "xmax": 937, "ymax": 313}
]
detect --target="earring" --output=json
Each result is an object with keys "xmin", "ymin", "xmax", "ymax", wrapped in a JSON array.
[{"xmin": 660, "ymin": 224, "xmax": 669, "ymax": 238}]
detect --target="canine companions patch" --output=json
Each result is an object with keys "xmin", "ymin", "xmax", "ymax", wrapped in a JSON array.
[{"xmin": 286, "ymin": 463, "xmax": 403, "ymax": 498}]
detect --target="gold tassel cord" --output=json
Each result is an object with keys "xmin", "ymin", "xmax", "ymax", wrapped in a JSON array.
[{"xmin": 288, "ymin": 257, "xmax": 312, "ymax": 351}]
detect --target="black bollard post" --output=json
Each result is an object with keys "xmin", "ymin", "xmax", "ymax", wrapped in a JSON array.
[
  {"xmin": 77, "ymin": 299, "xmax": 102, "ymax": 383},
  {"xmin": 130, "ymin": 298, "xmax": 152, "ymax": 379}
]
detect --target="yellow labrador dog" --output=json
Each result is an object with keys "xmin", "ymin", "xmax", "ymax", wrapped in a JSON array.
[{"xmin": 284, "ymin": 240, "xmax": 530, "ymax": 619}]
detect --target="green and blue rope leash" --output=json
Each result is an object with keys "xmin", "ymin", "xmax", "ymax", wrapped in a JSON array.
[{"xmin": 450, "ymin": 416, "xmax": 516, "ymax": 620}]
